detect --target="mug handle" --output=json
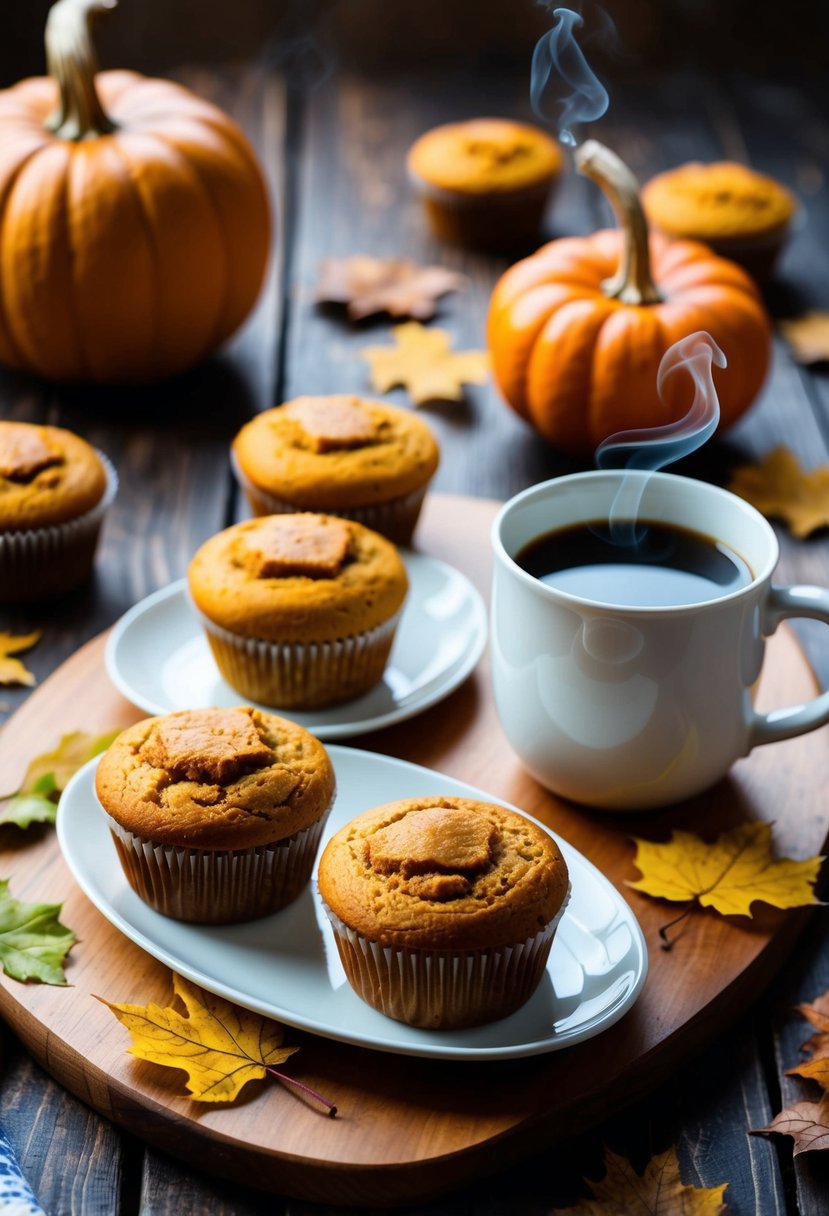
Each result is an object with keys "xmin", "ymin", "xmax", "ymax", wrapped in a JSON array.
[{"xmin": 748, "ymin": 584, "xmax": 829, "ymax": 748}]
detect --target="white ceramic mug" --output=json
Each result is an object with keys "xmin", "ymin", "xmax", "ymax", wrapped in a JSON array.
[{"xmin": 491, "ymin": 470, "xmax": 829, "ymax": 810}]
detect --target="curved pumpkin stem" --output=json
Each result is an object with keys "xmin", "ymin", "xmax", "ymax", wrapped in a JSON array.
[
  {"xmin": 575, "ymin": 139, "xmax": 663, "ymax": 306},
  {"xmin": 45, "ymin": 0, "xmax": 117, "ymax": 140}
]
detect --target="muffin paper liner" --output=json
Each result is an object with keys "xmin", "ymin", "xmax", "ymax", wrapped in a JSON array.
[
  {"xmin": 322, "ymin": 884, "xmax": 571, "ymax": 1029},
  {"xmin": 408, "ymin": 170, "xmax": 558, "ymax": 253},
  {"xmin": 231, "ymin": 450, "xmax": 429, "ymax": 545},
  {"xmin": 0, "ymin": 452, "xmax": 118, "ymax": 603},
  {"xmin": 196, "ymin": 607, "xmax": 401, "ymax": 709},
  {"xmin": 106, "ymin": 808, "xmax": 331, "ymax": 924}
]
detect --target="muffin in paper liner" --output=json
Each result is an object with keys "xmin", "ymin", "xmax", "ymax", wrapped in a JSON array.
[
  {"xmin": 105, "ymin": 807, "xmax": 331, "ymax": 925},
  {"xmin": 0, "ymin": 452, "xmax": 117, "ymax": 603},
  {"xmin": 410, "ymin": 176, "xmax": 557, "ymax": 255},
  {"xmin": 322, "ymin": 888, "xmax": 570, "ymax": 1029},
  {"xmin": 196, "ymin": 606, "xmax": 401, "ymax": 710},
  {"xmin": 232, "ymin": 450, "xmax": 428, "ymax": 547}
]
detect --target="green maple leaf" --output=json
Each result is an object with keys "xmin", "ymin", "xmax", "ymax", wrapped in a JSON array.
[
  {"xmin": 0, "ymin": 729, "xmax": 119, "ymax": 831},
  {"xmin": 0, "ymin": 774, "xmax": 59, "ymax": 829},
  {"xmin": 0, "ymin": 877, "xmax": 77, "ymax": 985}
]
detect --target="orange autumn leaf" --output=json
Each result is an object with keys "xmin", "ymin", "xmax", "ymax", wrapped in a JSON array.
[
  {"xmin": 0, "ymin": 629, "xmax": 41, "ymax": 687},
  {"xmin": 99, "ymin": 973, "xmax": 298, "ymax": 1103},
  {"xmin": 728, "ymin": 447, "xmax": 829, "ymax": 538},
  {"xmin": 754, "ymin": 1096, "xmax": 829, "ymax": 1156},
  {"xmin": 362, "ymin": 321, "xmax": 489, "ymax": 405},
  {"xmin": 317, "ymin": 255, "xmax": 467, "ymax": 321},
  {"xmin": 629, "ymin": 822, "xmax": 823, "ymax": 918},
  {"xmin": 788, "ymin": 991, "xmax": 829, "ymax": 1089},
  {"xmin": 779, "ymin": 312, "xmax": 829, "ymax": 364},
  {"xmin": 553, "ymin": 1146, "xmax": 727, "ymax": 1214}
]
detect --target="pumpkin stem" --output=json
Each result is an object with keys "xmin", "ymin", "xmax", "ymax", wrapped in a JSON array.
[
  {"xmin": 45, "ymin": 0, "xmax": 117, "ymax": 140},
  {"xmin": 575, "ymin": 139, "xmax": 663, "ymax": 306}
]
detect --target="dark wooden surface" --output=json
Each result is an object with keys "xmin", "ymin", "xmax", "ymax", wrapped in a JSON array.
[{"xmin": 1, "ymin": 39, "xmax": 829, "ymax": 1216}]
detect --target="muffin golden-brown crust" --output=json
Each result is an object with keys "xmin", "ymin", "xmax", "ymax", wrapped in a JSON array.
[
  {"xmin": 318, "ymin": 795, "xmax": 569, "ymax": 951},
  {"xmin": 0, "ymin": 421, "xmax": 107, "ymax": 530},
  {"xmin": 188, "ymin": 513, "xmax": 408, "ymax": 643},
  {"xmin": 95, "ymin": 706, "xmax": 336, "ymax": 849},
  {"xmin": 232, "ymin": 396, "xmax": 439, "ymax": 510},
  {"xmin": 642, "ymin": 161, "xmax": 796, "ymax": 241},
  {"xmin": 407, "ymin": 118, "xmax": 563, "ymax": 196}
]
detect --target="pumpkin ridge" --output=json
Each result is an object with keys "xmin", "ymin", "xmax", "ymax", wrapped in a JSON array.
[
  {"xmin": 137, "ymin": 128, "xmax": 232, "ymax": 354},
  {"xmin": 4, "ymin": 144, "xmax": 89, "ymax": 378},
  {"xmin": 105, "ymin": 134, "xmax": 164, "ymax": 373},
  {"xmin": 0, "ymin": 139, "xmax": 55, "ymax": 371}
]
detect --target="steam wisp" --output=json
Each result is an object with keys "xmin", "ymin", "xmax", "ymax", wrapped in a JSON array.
[
  {"xmin": 595, "ymin": 331, "xmax": 727, "ymax": 541},
  {"xmin": 530, "ymin": 5, "xmax": 609, "ymax": 147}
]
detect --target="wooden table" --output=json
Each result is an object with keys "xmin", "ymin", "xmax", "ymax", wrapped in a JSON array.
[{"xmin": 1, "ymin": 50, "xmax": 829, "ymax": 1215}]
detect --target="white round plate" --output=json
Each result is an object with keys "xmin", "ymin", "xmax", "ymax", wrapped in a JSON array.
[
  {"xmin": 104, "ymin": 553, "xmax": 487, "ymax": 739},
  {"xmin": 58, "ymin": 749, "xmax": 648, "ymax": 1061}
]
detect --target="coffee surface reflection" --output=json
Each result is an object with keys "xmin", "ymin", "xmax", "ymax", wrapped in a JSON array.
[{"xmin": 516, "ymin": 520, "xmax": 753, "ymax": 608}]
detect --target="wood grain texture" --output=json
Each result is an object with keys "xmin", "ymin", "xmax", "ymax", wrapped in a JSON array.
[{"xmin": 1, "ymin": 493, "xmax": 827, "ymax": 1206}]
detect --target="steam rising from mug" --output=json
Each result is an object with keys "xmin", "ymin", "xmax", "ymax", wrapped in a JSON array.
[
  {"xmin": 595, "ymin": 331, "xmax": 727, "ymax": 537},
  {"xmin": 530, "ymin": 6, "xmax": 610, "ymax": 146}
]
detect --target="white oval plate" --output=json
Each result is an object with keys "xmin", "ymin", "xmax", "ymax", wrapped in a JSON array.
[
  {"xmin": 58, "ymin": 749, "xmax": 648, "ymax": 1061},
  {"xmin": 104, "ymin": 553, "xmax": 487, "ymax": 739}
]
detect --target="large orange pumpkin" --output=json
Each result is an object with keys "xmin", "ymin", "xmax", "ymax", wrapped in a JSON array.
[
  {"xmin": 487, "ymin": 141, "xmax": 772, "ymax": 457},
  {"xmin": 0, "ymin": 0, "xmax": 270, "ymax": 384}
]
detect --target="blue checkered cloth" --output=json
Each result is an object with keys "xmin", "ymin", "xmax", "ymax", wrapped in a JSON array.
[{"xmin": 0, "ymin": 1123, "xmax": 45, "ymax": 1216}]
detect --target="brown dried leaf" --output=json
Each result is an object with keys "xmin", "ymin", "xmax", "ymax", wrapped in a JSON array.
[
  {"xmin": 727, "ymin": 446, "xmax": 829, "ymax": 539},
  {"xmin": 317, "ymin": 255, "xmax": 467, "ymax": 321},
  {"xmin": 553, "ymin": 1146, "xmax": 728, "ymax": 1214},
  {"xmin": 0, "ymin": 629, "xmax": 41, "ymax": 687},
  {"xmin": 362, "ymin": 322, "xmax": 489, "ymax": 405},
  {"xmin": 754, "ymin": 1096, "xmax": 829, "ymax": 1155},
  {"xmin": 788, "ymin": 991, "xmax": 829, "ymax": 1089},
  {"xmin": 780, "ymin": 312, "xmax": 829, "ymax": 364}
]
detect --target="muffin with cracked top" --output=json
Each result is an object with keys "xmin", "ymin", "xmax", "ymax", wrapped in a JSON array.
[
  {"xmin": 317, "ymin": 795, "xmax": 570, "ymax": 1029},
  {"xmin": 232, "ymin": 395, "xmax": 439, "ymax": 545},
  {"xmin": 96, "ymin": 706, "xmax": 336, "ymax": 923},
  {"xmin": 188, "ymin": 512, "xmax": 408, "ymax": 709},
  {"xmin": 0, "ymin": 420, "xmax": 116, "ymax": 602},
  {"xmin": 642, "ymin": 161, "xmax": 797, "ymax": 281},
  {"xmin": 407, "ymin": 117, "xmax": 563, "ymax": 253}
]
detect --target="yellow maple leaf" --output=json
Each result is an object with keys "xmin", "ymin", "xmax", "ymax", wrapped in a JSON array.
[
  {"xmin": 728, "ymin": 447, "xmax": 829, "ymax": 539},
  {"xmin": 629, "ymin": 822, "xmax": 823, "ymax": 918},
  {"xmin": 16, "ymin": 729, "xmax": 120, "ymax": 794},
  {"xmin": 99, "ymin": 974, "xmax": 298, "ymax": 1103},
  {"xmin": 554, "ymin": 1146, "xmax": 727, "ymax": 1214},
  {"xmin": 361, "ymin": 321, "xmax": 489, "ymax": 405},
  {"xmin": 0, "ymin": 629, "xmax": 42, "ymax": 686},
  {"xmin": 779, "ymin": 311, "xmax": 829, "ymax": 364}
]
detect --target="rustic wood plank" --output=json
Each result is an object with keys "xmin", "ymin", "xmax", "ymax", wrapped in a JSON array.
[{"xmin": 0, "ymin": 1029, "xmax": 126, "ymax": 1215}]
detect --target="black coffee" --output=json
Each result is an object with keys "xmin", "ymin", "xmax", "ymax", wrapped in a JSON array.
[{"xmin": 516, "ymin": 520, "xmax": 753, "ymax": 607}]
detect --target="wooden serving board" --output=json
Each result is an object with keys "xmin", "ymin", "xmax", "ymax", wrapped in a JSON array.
[{"xmin": 1, "ymin": 493, "xmax": 828, "ymax": 1206}]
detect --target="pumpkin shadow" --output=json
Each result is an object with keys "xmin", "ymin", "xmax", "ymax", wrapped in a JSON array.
[{"xmin": 53, "ymin": 355, "xmax": 259, "ymax": 440}]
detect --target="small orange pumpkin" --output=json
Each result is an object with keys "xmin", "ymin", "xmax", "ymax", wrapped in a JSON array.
[
  {"xmin": 0, "ymin": 0, "xmax": 270, "ymax": 385},
  {"xmin": 487, "ymin": 141, "xmax": 772, "ymax": 457}
]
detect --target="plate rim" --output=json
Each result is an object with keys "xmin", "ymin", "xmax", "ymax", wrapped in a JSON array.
[
  {"xmin": 104, "ymin": 555, "xmax": 488, "ymax": 739},
  {"xmin": 57, "ymin": 747, "xmax": 648, "ymax": 1062}
]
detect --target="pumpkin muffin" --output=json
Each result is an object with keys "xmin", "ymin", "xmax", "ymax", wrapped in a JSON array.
[
  {"xmin": 642, "ymin": 161, "xmax": 797, "ymax": 280},
  {"xmin": 232, "ymin": 396, "xmax": 439, "ymax": 545},
  {"xmin": 188, "ymin": 513, "xmax": 409, "ymax": 709},
  {"xmin": 96, "ymin": 706, "xmax": 336, "ymax": 924},
  {"xmin": 0, "ymin": 420, "xmax": 116, "ymax": 602},
  {"xmin": 407, "ymin": 118, "xmax": 563, "ymax": 253},
  {"xmin": 317, "ymin": 795, "xmax": 570, "ymax": 1029}
]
